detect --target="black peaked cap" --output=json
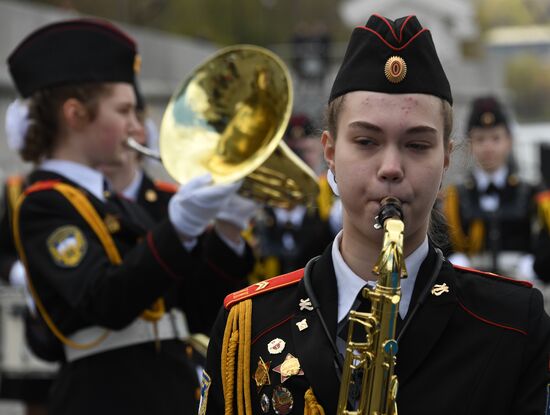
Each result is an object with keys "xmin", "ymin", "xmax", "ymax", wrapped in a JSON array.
[
  {"xmin": 329, "ymin": 14, "xmax": 452, "ymax": 105},
  {"xmin": 8, "ymin": 18, "xmax": 138, "ymax": 98},
  {"xmin": 467, "ymin": 96, "xmax": 509, "ymax": 132}
]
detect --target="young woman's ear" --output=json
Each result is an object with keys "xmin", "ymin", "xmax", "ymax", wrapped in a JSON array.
[
  {"xmin": 321, "ymin": 130, "xmax": 335, "ymax": 171},
  {"xmin": 62, "ymin": 98, "xmax": 88, "ymax": 131}
]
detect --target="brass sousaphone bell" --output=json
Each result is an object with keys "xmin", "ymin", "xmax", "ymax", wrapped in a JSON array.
[{"xmin": 158, "ymin": 45, "xmax": 319, "ymax": 208}]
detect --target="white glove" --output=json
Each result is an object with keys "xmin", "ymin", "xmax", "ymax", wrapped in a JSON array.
[
  {"xmin": 168, "ymin": 174, "xmax": 241, "ymax": 238},
  {"xmin": 216, "ymin": 194, "xmax": 259, "ymax": 231},
  {"xmin": 9, "ymin": 260, "xmax": 27, "ymax": 287},
  {"xmin": 9, "ymin": 261, "xmax": 36, "ymax": 313}
]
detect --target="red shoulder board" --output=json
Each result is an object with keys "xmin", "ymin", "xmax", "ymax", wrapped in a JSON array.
[
  {"xmin": 453, "ymin": 264, "xmax": 533, "ymax": 288},
  {"xmin": 154, "ymin": 180, "xmax": 178, "ymax": 194},
  {"xmin": 224, "ymin": 268, "xmax": 304, "ymax": 310},
  {"xmin": 24, "ymin": 180, "xmax": 61, "ymax": 195}
]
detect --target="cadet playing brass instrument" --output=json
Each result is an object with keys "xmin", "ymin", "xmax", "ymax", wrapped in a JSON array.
[
  {"xmin": 127, "ymin": 45, "xmax": 319, "ymax": 209},
  {"xmin": 337, "ymin": 197, "xmax": 408, "ymax": 415}
]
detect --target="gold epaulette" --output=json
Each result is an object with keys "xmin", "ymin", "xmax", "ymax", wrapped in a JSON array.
[
  {"xmin": 153, "ymin": 180, "xmax": 178, "ymax": 194},
  {"xmin": 452, "ymin": 264, "xmax": 533, "ymax": 288},
  {"xmin": 224, "ymin": 268, "xmax": 304, "ymax": 309}
]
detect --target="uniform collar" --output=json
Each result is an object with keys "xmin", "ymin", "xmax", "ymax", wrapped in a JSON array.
[
  {"xmin": 273, "ymin": 205, "xmax": 307, "ymax": 227},
  {"xmin": 121, "ymin": 169, "xmax": 143, "ymax": 201},
  {"xmin": 39, "ymin": 159, "xmax": 105, "ymax": 201},
  {"xmin": 473, "ymin": 165, "xmax": 508, "ymax": 192},
  {"xmin": 332, "ymin": 230, "xmax": 428, "ymax": 323}
]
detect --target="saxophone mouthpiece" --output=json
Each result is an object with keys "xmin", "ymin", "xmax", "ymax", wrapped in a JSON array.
[{"xmin": 374, "ymin": 197, "xmax": 403, "ymax": 229}]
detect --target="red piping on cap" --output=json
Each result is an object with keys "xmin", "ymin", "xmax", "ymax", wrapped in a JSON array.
[
  {"xmin": 357, "ymin": 26, "xmax": 428, "ymax": 52},
  {"xmin": 372, "ymin": 13, "xmax": 415, "ymax": 44}
]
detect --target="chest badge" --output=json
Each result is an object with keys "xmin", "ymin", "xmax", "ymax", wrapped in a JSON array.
[
  {"xmin": 431, "ymin": 283, "xmax": 450, "ymax": 296},
  {"xmin": 145, "ymin": 189, "xmax": 158, "ymax": 202},
  {"xmin": 296, "ymin": 319, "xmax": 308, "ymax": 331},
  {"xmin": 272, "ymin": 385, "xmax": 293, "ymax": 415},
  {"xmin": 299, "ymin": 298, "xmax": 313, "ymax": 311},
  {"xmin": 254, "ymin": 357, "xmax": 271, "ymax": 392},
  {"xmin": 47, "ymin": 225, "xmax": 87, "ymax": 268},
  {"xmin": 273, "ymin": 353, "xmax": 304, "ymax": 383},
  {"xmin": 267, "ymin": 338, "xmax": 286, "ymax": 355},
  {"xmin": 104, "ymin": 214, "xmax": 121, "ymax": 233}
]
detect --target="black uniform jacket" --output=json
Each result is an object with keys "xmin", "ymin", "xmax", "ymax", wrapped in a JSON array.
[
  {"xmin": 17, "ymin": 169, "xmax": 254, "ymax": 415},
  {"xmin": 205, "ymin": 244, "xmax": 550, "ymax": 415},
  {"xmin": 446, "ymin": 174, "xmax": 538, "ymax": 254},
  {"xmin": 135, "ymin": 173, "xmax": 176, "ymax": 223},
  {"xmin": 255, "ymin": 206, "xmax": 334, "ymax": 275}
]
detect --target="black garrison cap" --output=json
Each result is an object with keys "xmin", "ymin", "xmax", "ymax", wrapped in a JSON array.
[
  {"xmin": 329, "ymin": 14, "xmax": 452, "ymax": 105},
  {"xmin": 8, "ymin": 18, "xmax": 139, "ymax": 98},
  {"xmin": 467, "ymin": 96, "xmax": 509, "ymax": 132}
]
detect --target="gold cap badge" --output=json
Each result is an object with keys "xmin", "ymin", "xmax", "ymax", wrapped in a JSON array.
[
  {"xmin": 480, "ymin": 111, "xmax": 495, "ymax": 126},
  {"xmin": 384, "ymin": 56, "xmax": 407, "ymax": 84}
]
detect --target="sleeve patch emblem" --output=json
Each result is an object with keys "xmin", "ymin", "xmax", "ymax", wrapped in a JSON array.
[
  {"xmin": 198, "ymin": 370, "xmax": 212, "ymax": 415},
  {"xmin": 47, "ymin": 225, "xmax": 87, "ymax": 268}
]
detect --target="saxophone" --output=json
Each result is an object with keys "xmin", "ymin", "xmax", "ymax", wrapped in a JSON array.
[{"xmin": 337, "ymin": 196, "xmax": 408, "ymax": 415}]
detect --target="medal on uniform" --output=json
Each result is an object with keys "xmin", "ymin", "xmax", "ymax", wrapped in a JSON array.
[
  {"xmin": 296, "ymin": 318, "xmax": 308, "ymax": 331},
  {"xmin": 254, "ymin": 357, "xmax": 271, "ymax": 392},
  {"xmin": 267, "ymin": 338, "xmax": 285, "ymax": 355},
  {"xmin": 272, "ymin": 385, "xmax": 293, "ymax": 415},
  {"xmin": 272, "ymin": 353, "xmax": 304, "ymax": 383},
  {"xmin": 260, "ymin": 393, "xmax": 271, "ymax": 413}
]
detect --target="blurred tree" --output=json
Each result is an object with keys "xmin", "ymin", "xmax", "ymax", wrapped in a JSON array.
[
  {"xmin": 20, "ymin": 0, "xmax": 348, "ymax": 45},
  {"xmin": 506, "ymin": 54, "xmax": 550, "ymax": 122},
  {"xmin": 477, "ymin": 0, "xmax": 550, "ymax": 31}
]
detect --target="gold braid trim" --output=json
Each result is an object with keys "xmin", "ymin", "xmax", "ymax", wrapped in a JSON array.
[
  {"xmin": 221, "ymin": 299, "xmax": 252, "ymax": 415},
  {"xmin": 13, "ymin": 183, "xmax": 111, "ymax": 350},
  {"xmin": 12, "ymin": 182, "xmax": 164, "ymax": 350},
  {"xmin": 468, "ymin": 220, "xmax": 484, "ymax": 255},
  {"xmin": 6, "ymin": 176, "xmax": 24, "ymax": 218},
  {"xmin": 443, "ymin": 185, "xmax": 485, "ymax": 255},
  {"xmin": 536, "ymin": 191, "xmax": 550, "ymax": 231},
  {"xmin": 304, "ymin": 388, "xmax": 325, "ymax": 415}
]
